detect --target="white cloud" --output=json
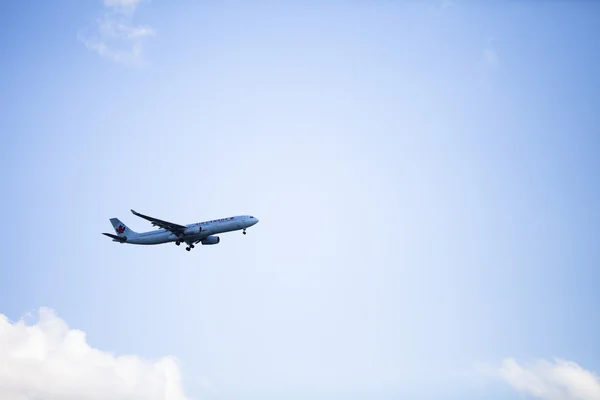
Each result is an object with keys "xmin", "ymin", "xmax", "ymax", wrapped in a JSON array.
[
  {"xmin": 482, "ymin": 47, "xmax": 499, "ymax": 71},
  {"xmin": 0, "ymin": 308, "xmax": 191, "ymax": 400},
  {"xmin": 494, "ymin": 358, "xmax": 600, "ymax": 400},
  {"xmin": 79, "ymin": 0, "xmax": 154, "ymax": 66},
  {"xmin": 438, "ymin": 0, "xmax": 456, "ymax": 11},
  {"xmin": 476, "ymin": 39, "xmax": 499, "ymax": 89},
  {"xmin": 427, "ymin": 0, "xmax": 457, "ymax": 12},
  {"xmin": 98, "ymin": 18, "xmax": 154, "ymax": 40},
  {"xmin": 104, "ymin": 0, "xmax": 143, "ymax": 14}
]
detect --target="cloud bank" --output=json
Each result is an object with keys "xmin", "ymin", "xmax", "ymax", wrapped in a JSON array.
[
  {"xmin": 0, "ymin": 308, "xmax": 190, "ymax": 400},
  {"xmin": 78, "ymin": 0, "xmax": 155, "ymax": 65},
  {"xmin": 496, "ymin": 358, "xmax": 600, "ymax": 400}
]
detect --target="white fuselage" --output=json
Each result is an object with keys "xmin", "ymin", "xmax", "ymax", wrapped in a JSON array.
[{"xmin": 128, "ymin": 215, "xmax": 257, "ymax": 245}]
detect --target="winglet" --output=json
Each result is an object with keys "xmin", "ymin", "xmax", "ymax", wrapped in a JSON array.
[{"xmin": 131, "ymin": 209, "xmax": 145, "ymax": 219}]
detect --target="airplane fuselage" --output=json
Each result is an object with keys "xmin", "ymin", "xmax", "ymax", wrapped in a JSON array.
[{"xmin": 129, "ymin": 216, "xmax": 256, "ymax": 245}]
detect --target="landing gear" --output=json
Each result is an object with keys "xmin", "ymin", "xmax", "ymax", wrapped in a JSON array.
[
  {"xmin": 243, "ymin": 229, "xmax": 247, "ymax": 235},
  {"xmin": 176, "ymin": 241, "xmax": 181, "ymax": 246},
  {"xmin": 185, "ymin": 244, "xmax": 195, "ymax": 251}
]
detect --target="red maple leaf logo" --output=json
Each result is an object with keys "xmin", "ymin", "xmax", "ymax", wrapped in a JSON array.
[{"xmin": 116, "ymin": 225, "xmax": 125, "ymax": 234}]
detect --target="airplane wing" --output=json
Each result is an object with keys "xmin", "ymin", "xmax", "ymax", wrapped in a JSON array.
[{"xmin": 130, "ymin": 209, "xmax": 188, "ymax": 236}]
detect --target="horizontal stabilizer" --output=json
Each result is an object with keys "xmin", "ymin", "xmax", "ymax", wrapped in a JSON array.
[{"xmin": 102, "ymin": 233, "xmax": 127, "ymax": 242}]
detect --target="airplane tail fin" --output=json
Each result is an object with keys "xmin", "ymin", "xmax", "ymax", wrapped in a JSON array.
[{"xmin": 108, "ymin": 218, "xmax": 138, "ymax": 238}]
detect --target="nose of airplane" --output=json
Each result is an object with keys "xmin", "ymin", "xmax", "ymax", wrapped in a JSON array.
[{"xmin": 252, "ymin": 217, "xmax": 259, "ymax": 225}]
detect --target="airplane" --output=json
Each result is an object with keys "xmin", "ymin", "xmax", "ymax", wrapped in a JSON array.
[{"xmin": 102, "ymin": 209, "xmax": 259, "ymax": 251}]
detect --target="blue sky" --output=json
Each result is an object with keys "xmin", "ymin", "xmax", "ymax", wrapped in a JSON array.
[{"xmin": 1, "ymin": 1, "xmax": 599, "ymax": 399}]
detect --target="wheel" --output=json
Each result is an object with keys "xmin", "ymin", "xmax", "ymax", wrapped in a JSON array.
[
  {"xmin": 186, "ymin": 247, "xmax": 190, "ymax": 251},
  {"xmin": 176, "ymin": 241, "xmax": 180, "ymax": 246},
  {"xmin": 243, "ymin": 230, "xmax": 247, "ymax": 235},
  {"xmin": 190, "ymin": 244, "xmax": 195, "ymax": 249}
]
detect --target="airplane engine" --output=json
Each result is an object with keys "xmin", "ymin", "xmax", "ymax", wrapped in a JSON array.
[
  {"xmin": 183, "ymin": 226, "xmax": 202, "ymax": 235},
  {"xmin": 201, "ymin": 235, "xmax": 220, "ymax": 245}
]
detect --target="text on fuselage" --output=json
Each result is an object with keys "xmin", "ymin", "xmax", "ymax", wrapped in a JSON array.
[{"xmin": 198, "ymin": 217, "xmax": 234, "ymax": 225}]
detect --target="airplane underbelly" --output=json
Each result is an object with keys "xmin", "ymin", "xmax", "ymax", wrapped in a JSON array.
[{"xmin": 137, "ymin": 232, "xmax": 173, "ymax": 244}]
